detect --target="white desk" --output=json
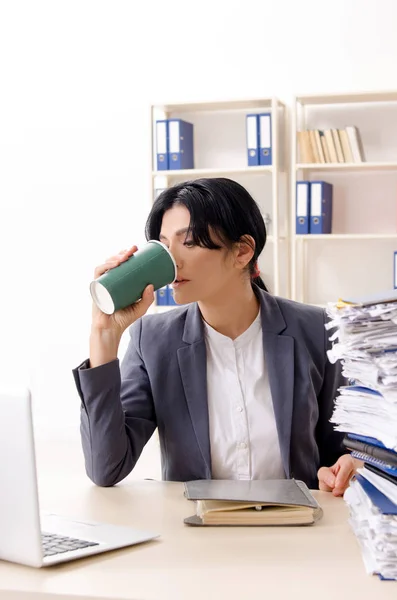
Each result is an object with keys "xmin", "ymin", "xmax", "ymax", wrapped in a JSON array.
[{"xmin": 0, "ymin": 435, "xmax": 396, "ymax": 600}]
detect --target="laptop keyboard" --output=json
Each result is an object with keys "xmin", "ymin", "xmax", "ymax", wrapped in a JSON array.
[{"xmin": 42, "ymin": 532, "xmax": 99, "ymax": 557}]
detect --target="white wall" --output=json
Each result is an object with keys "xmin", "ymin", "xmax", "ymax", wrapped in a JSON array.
[{"xmin": 1, "ymin": 0, "xmax": 397, "ymax": 456}]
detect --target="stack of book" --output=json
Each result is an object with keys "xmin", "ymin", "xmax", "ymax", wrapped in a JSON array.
[
  {"xmin": 298, "ymin": 127, "xmax": 365, "ymax": 164},
  {"xmin": 326, "ymin": 290, "xmax": 397, "ymax": 581}
]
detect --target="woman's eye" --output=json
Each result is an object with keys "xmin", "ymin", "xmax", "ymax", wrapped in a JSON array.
[{"xmin": 183, "ymin": 240, "xmax": 195, "ymax": 248}]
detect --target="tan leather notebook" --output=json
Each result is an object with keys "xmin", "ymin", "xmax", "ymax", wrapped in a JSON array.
[{"xmin": 183, "ymin": 479, "xmax": 323, "ymax": 526}]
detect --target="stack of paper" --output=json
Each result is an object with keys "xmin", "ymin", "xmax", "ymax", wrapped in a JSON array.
[{"xmin": 326, "ymin": 291, "xmax": 397, "ymax": 581}]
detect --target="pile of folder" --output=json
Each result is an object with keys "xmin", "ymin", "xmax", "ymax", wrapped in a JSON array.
[{"xmin": 326, "ymin": 290, "xmax": 397, "ymax": 580}]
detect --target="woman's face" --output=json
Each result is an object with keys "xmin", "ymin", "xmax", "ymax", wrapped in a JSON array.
[{"xmin": 159, "ymin": 204, "xmax": 238, "ymax": 305}]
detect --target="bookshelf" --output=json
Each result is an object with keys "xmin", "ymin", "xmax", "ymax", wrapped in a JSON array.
[
  {"xmin": 291, "ymin": 90, "xmax": 397, "ymax": 304},
  {"xmin": 150, "ymin": 97, "xmax": 289, "ymax": 311}
]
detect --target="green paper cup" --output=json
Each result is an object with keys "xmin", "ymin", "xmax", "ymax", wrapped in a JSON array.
[{"xmin": 90, "ymin": 240, "xmax": 176, "ymax": 314}]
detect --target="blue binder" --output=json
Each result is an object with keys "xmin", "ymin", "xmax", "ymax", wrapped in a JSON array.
[
  {"xmin": 155, "ymin": 120, "xmax": 169, "ymax": 170},
  {"xmin": 394, "ymin": 251, "xmax": 397, "ymax": 289},
  {"xmin": 167, "ymin": 285, "xmax": 177, "ymax": 306},
  {"xmin": 168, "ymin": 119, "xmax": 194, "ymax": 170},
  {"xmin": 351, "ymin": 451, "xmax": 397, "ymax": 477},
  {"xmin": 246, "ymin": 114, "xmax": 259, "ymax": 166},
  {"xmin": 355, "ymin": 474, "xmax": 397, "ymax": 514},
  {"xmin": 258, "ymin": 113, "xmax": 272, "ymax": 166},
  {"xmin": 156, "ymin": 287, "xmax": 168, "ymax": 306},
  {"xmin": 296, "ymin": 181, "xmax": 310, "ymax": 234},
  {"xmin": 310, "ymin": 181, "xmax": 333, "ymax": 234}
]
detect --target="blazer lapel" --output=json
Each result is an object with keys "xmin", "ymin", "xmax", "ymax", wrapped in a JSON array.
[
  {"xmin": 259, "ymin": 291, "xmax": 294, "ymax": 478},
  {"xmin": 177, "ymin": 303, "xmax": 211, "ymax": 476}
]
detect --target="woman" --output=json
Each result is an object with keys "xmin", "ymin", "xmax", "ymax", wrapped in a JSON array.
[{"xmin": 73, "ymin": 178, "xmax": 357, "ymax": 494}]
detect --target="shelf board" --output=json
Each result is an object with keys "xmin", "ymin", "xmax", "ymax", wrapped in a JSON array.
[
  {"xmin": 296, "ymin": 90, "xmax": 397, "ymax": 106},
  {"xmin": 295, "ymin": 233, "xmax": 397, "ymax": 241},
  {"xmin": 296, "ymin": 161, "xmax": 397, "ymax": 172},
  {"xmin": 152, "ymin": 166, "xmax": 273, "ymax": 178},
  {"xmin": 151, "ymin": 97, "xmax": 283, "ymax": 113}
]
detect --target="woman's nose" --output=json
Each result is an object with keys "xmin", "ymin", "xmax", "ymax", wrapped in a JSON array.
[{"xmin": 168, "ymin": 243, "xmax": 182, "ymax": 269}]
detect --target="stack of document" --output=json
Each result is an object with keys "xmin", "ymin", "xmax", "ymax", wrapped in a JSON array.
[{"xmin": 326, "ymin": 291, "xmax": 397, "ymax": 581}]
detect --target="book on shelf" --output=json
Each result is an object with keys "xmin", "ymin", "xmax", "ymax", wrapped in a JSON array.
[
  {"xmin": 345, "ymin": 125, "xmax": 366, "ymax": 162},
  {"xmin": 339, "ymin": 129, "xmax": 354, "ymax": 162},
  {"xmin": 309, "ymin": 130, "xmax": 321, "ymax": 163},
  {"xmin": 297, "ymin": 131, "xmax": 314, "ymax": 163},
  {"xmin": 332, "ymin": 129, "xmax": 345, "ymax": 162},
  {"xmin": 297, "ymin": 126, "xmax": 365, "ymax": 164},
  {"xmin": 323, "ymin": 130, "xmax": 338, "ymax": 162},
  {"xmin": 320, "ymin": 131, "xmax": 331, "ymax": 162}
]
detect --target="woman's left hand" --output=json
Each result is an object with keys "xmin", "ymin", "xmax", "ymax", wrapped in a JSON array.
[{"xmin": 317, "ymin": 454, "xmax": 362, "ymax": 496}]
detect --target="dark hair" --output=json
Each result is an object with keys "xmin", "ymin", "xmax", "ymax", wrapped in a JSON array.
[{"xmin": 145, "ymin": 177, "xmax": 268, "ymax": 292}]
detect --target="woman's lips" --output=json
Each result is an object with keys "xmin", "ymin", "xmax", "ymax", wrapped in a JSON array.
[{"xmin": 172, "ymin": 279, "xmax": 189, "ymax": 288}]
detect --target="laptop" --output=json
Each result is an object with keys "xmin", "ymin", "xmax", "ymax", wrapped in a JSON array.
[{"xmin": 0, "ymin": 387, "xmax": 159, "ymax": 567}]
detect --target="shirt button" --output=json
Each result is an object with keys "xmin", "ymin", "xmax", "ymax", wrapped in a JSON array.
[
  {"xmin": 236, "ymin": 406, "xmax": 243, "ymax": 412},
  {"xmin": 238, "ymin": 442, "xmax": 247, "ymax": 449}
]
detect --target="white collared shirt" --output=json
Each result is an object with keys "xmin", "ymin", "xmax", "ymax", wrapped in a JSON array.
[{"xmin": 203, "ymin": 310, "xmax": 285, "ymax": 480}]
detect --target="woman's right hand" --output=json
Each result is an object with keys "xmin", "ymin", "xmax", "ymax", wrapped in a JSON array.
[{"xmin": 91, "ymin": 245, "xmax": 155, "ymax": 337}]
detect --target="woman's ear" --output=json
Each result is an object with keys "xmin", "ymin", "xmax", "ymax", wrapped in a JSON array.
[{"xmin": 234, "ymin": 235, "xmax": 255, "ymax": 270}]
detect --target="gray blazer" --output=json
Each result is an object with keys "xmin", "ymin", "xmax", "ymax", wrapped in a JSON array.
[{"xmin": 73, "ymin": 289, "xmax": 345, "ymax": 488}]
